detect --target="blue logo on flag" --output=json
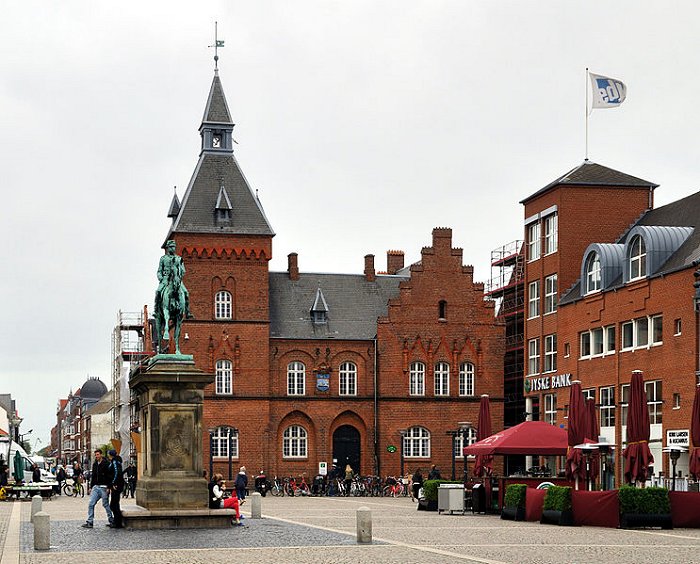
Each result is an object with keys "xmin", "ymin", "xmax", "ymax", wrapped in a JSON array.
[{"xmin": 595, "ymin": 78, "xmax": 624, "ymax": 105}]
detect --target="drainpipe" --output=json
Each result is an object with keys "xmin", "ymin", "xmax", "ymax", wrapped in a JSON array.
[{"xmin": 373, "ymin": 336, "xmax": 379, "ymax": 476}]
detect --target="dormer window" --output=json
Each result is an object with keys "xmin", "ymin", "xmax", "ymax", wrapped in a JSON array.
[
  {"xmin": 216, "ymin": 209, "xmax": 231, "ymax": 221},
  {"xmin": 585, "ymin": 252, "xmax": 601, "ymax": 293},
  {"xmin": 310, "ymin": 287, "xmax": 329, "ymax": 325},
  {"xmin": 312, "ymin": 310, "xmax": 327, "ymax": 324},
  {"xmin": 628, "ymin": 235, "xmax": 646, "ymax": 281}
]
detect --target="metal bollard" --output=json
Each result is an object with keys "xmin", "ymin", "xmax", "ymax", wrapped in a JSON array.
[
  {"xmin": 250, "ymin": 492, "xmax": 262, "ymax": 519},
  {"xmin": 31, "ymin": 495, "xmax": 42, "ymax": 524},
  {"xmin": 34, "ymin": 511, "xmax": 50, "ymax": 550},
  {"xmin": 356, "ymin": 506, "xmax": 372, "ymax": 544}
]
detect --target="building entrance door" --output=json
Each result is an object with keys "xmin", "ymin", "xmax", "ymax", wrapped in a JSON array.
[{"xmin": 332, "ymin": 425, "xmax": 361, "ymax": 474}]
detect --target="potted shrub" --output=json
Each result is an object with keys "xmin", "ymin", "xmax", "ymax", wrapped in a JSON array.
[
  {"xmin": 501, "ymin": 484, "xmax": 526, "ymax": 521},
  {"xmin": 540, "ymin": 485, "xmax": 574, "ymax": 526},
  {"xmin": 418, "ymin": 479, "xmax": 455, "ymax": 511},
  {"xmin": 618, "ymin": 486, "xmax": 672, "ymax": 529}
]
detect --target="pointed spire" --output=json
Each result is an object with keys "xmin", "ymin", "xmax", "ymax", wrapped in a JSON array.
[
  {"xmin": 167, "ymin": 186, "xmax": 181, "ymax": 219},
  {"xmin": 202, "ymin": 75, "xmax": 233, "ymax": 124},
  {"xmin": 215, "ymin": 185, "xmax": 233, "ymax": 210}
]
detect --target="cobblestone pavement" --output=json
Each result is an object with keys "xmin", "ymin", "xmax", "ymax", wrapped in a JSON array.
[{"xmin": 2, "ymin": 494, "xmax": 700, "ymax": 563}]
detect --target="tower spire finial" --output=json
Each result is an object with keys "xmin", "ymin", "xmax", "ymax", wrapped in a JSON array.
[{"xmin": 208, "ymin": 21, "xmax": 224, "ymax": 73}]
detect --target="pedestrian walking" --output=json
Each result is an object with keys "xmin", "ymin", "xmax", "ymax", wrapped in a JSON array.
[
  {"xmin": 235, "ymin": 466, "xmax": 248, "ymax": 501},
  {"xmin": 107, "ymin": 450, "xmax": 124, "ymax": 528},
  {"xmin": 56, "ymin": 465, "xmax": 66, "ymax": 495},
  {"xmin": 81, "ymin": 449, "xmax": 114, "ymax": 529},
  {"xmin": 125, "ymin": 462, "xmax": 137, "ymax": 498},
  {"xmin": 411, "ymin": 468, "xmax": 423, "ymax": 501},
  {"xmin": 344, "ymin": 464, "xmax": 353, "ymax": 496},
  {"xmin": 428, "ymin": 464, "xmax": 441, "ymax": 480}
]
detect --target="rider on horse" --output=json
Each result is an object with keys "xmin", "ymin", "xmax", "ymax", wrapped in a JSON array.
[{"xmin": 154, "ymin": 240, "xmax": 193, "ymax": 353}]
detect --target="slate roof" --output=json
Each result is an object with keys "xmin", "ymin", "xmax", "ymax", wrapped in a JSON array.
[
  {"xmin": 202, "ymin": 74, "xmax": 232, "ymax": 124},
  {"xmin": 269, "ymin": 272, "xmax": 407, "ymax": 340},
  {"xmin": 521, "ymin": 161, "xmax": 658, "ymax": 204}
]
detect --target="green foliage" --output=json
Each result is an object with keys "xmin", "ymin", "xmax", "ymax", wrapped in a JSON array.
[
  {"xmin": 542, "ymin": 486, "xmax": 572, "ymax": 512},
  {"xmin": 422, "ymin": 480, "xmax": 461, "ymax": 501},
  {"xmin": 504, "ymin": 483, "xmax": 527, "ymax": 508},
  {"xmin": 618, "ymin": 486, "xmax": 670, "ymax": 515}
]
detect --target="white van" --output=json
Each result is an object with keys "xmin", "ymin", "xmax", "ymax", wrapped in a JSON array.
[{"xmin": 8, "ymin": 442, "xmax": 56, "ymax": 484}]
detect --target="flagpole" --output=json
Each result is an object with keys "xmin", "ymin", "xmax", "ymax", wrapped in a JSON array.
[{"xmin": 585, "ymin": 67, "xmax": 589, "ymax": 161}]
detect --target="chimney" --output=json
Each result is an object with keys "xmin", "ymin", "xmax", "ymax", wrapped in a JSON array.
[
  {"xmin": 432, "ymin": 227, "xmax": 453, "ymax": 254},
  {"xmin": 364, "ymin": 254, "xmax": 376, "ymax": 282},
  {"xmin": 386, "ymin": 250, "xmax": 405, "ymax": 275},
  {"xmin": 288, "ymin": 253, "xmax": 299, "ymax": 281}
]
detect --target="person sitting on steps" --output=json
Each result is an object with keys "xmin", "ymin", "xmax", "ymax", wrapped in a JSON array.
[{"xmin": 208, "ymin": 473, "xmax": 242, "ymax": 526}]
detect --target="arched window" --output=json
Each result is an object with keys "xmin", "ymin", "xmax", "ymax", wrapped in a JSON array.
[
  {"xmin": 287, "ymin": 362, "xmax": 305, "ymax": 396},
  {"xmin": 454, "ymin": 427, "xmax": 477, "ymax": 459},
  {"xmin": 339, "ymin": 361, "xmax": 357, "ymax": 396},
  {"xmin": 628, "ymin": 235, "xmax": 647, "ymax": 280},
  {"xmin": 585, "ymin": 252, "xmax": 601, "ymax": 293},
  {"xmin": 459, "ymin": 362, "xmax": 475, "ymax": 396},
  {"xmin": 409, "ymin": 361, "xmax": 425, "ymax": 396},
  {"xmin": 211, "ymin": 426, "xmax": 238, "ymax": 458},
  {"xmin": 434, "ymin": 361, "xmax": 450, "ymax": 396},
  {"xmin": 282, "ymin": 425, "xmax": 307, "ymax": 458},
  {"xmin": 215, "ymin": 359, "xmax": 232, "ymax": 395},
  {"xmin": 215, "ymin": 290, "xmax": 232, "ymax": 319},
  {"xmin": 403, "ymin": 426, "xmax": 430, "ymax": 458}
]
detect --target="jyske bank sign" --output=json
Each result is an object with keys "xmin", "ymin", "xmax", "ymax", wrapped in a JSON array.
[{"xmin": 524, "ymin": 373, "xmax": 572, "ymax": 393}]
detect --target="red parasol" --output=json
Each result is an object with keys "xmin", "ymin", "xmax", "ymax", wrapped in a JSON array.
[
  {"xmin": 584, "ymin": 397, "xmax": 600, "ymax": 484},
  {"xmin": 464, "ymin": 421, "xmax": 568, "ymax": 456},
  {"xmin": 622, "ymin": 370, "xmax": 654, "ymax": 484},
  {"xmin": 565, "ymin": 381, "xmax": 587, "ymax": 485},
  {"xmin": 473, "ymin": 394, "xmax": 493, "ymax": 477},
  {"xmin": 690, "ymin": 383, "xmax": 700, "ymax": 480}
]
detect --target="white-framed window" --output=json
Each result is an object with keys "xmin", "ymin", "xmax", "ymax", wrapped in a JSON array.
[
  {"xmin": 621, "ymin": 315, "xmax": 662, "ymax": 351},
  {"xmin": 404, "ymin": 426, "xmax": 431, "ymax": 458},
  {"xmin": 622, "ymin": 321, "xmax": 634, "ymax": 350},
  {"xmin": 592, "ymin": 327, "xmax": 604, "ymax": 356},
  {"xmin": 454, "ymin": 427, "xmax": 477, "ymax": 459},
  {"xmin": 646, "ymin": 380, "xmax": 663, "ymax": 424},
  {"xmin": 580, "ymin": 332, "xmax": 591, "ymax": 358},
  {"xmin": 651, "ymin": 315, "xmax": 663, "ymax": 345},
  {"xmin": 673, "ymin": 393, "xmax": 681, "ymax": 409},
  {"xmin": 580, "ymin": 325, "xmax": 616, "ymax": 358},
  {"xmin": 544, "ymin": 274, "xmax": 558, "ymax": 314},
  {"xmin": 215, "ymin": 290, "xmax": 232, "ymax": 319},
  {"xmin": 606, "ymin": 326, "xmax": 616, "ymax": 353},
  {"xmin": 339, "ymin": 361, "xmax": 357, "ymax": 396},
  {"xmin": 544, "ymin": 393, "xmax": 557, "ymax": 425},
  {"xmin": 409, "ymin": 362, "xmax": 425, "ymax": 396},
  {"xmin": 600, "ymin": 386, "xmax": 615, "ymax": 428},
  {"xmin": 628, "ymin": 235, "xmax": 647, "ymax": 281},
  {"xmin": 434, "ymin": 361, "xmax": 450, "ymax": 396},
  {"xmin": 211, "ymin": 426, "xmax": 239, "ymax": 458},
  {"xmin": 459, "ymin": 362, "xmax": 475, "ymax": 396},
  {"xmin": 528, "ymin": 280, "xmax": 540, "ymax": 318},
  {"xmin": 287, "ymin": 361, "xmax": 306, "ymax": 396},
  {"xmin": 636, "ymin": 317, "xmax": 649, "ymax": 348},
  {"xmin": 282, "ymin": 425, "xmax": 308, "ymax": 458},
  {"xmin": 674, "ymin": 318, "xmax": 682, "ymax": 336},
  {"xmin": 215, "ymin": 359, "xmax": 233, "ymax": 395},
  {"xmin": 564, "ymin": 343, "xmax": 571, "ymax": 358},
  {"xmin": 621, "ymin": 384, "xmax": 630, "ymax": 424},
  {"xmin": 528, "ymin": 222, "xmax": 541, "ymax": 261},
  {"xmin": 585, "ymin": 253, "xmax": 602, "ymax": 294},
  {"xmin": 544, "ymin": 334, "xmax": 557, "ymax": 373},
  {"xmin": 582, "ymin": 388, "xmax": 595, "ymax": 401},
  {"xmin": 544, "ymin": 214, "xmax": 558, "ymax": 255},
  {"xmin": 528, "ymin": 338, "xmax": 540, "ymax": 375}
]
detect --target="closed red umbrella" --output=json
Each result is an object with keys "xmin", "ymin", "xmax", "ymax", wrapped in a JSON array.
[
  {"xmin": 622, "ymin": 370, "xmax": 654, "ymax": 485},
  {"xmin": 473, "ymin": 394, "xmax": 493, "ymax": 477},
  {"xmin": 565, "ymin": 381, "xmax": 587, "ymax": 487},
  {"xmin": 584, "ymin": 397, "xmax": 600, "ymax": 484},
  {"xmin": 690, "ymin": 383, "xmax": 700, "ymax": 480}
]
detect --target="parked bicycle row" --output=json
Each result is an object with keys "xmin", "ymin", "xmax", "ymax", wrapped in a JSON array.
[{"xmin": 261, "ymin": 474, "xmax": 415, "ymax": 497}]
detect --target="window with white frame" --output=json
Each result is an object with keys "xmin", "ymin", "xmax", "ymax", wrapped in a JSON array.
[
  {"xmin": 459, "ymin": 362, "xmax": 475, "ymax": 396},
  {"xmin": 528, "ymin": 280, "xmax": 540, "ymax": 318},
  {"xmin": 622, "ymin": 321, "xmax": 634, "ymax": 350},
  {"xmin": 580, "ymin": 325, "xmax": 616, "ymax": 358},
  {"xmin": 674, "ymin": 318, "xmax": 682, "ymax": 336},
  {"xmin": 544, "ymin": 214, "xmax": 558, "ymax": 255},
  {"xmin": 646, "ymin": 380, "xmax": 663, "ymax": 424},
  {"xmin": 621, "ymin": 384, "xmax": 630, "ymax": 424},
  {"xmin": 544, "ymin": 274, "xmax": 557, "ymax": 314},
  {"xmin": 600, "ymin": 386, "xmax": 615, "ymax": 428},
  {"xmin": 282, "ymin": 425, "xmax": 308, "ymax": 458},
  {"xmin": 454, "ymin": 427, "xmax": 477, "ymax": 458},
  {"xmin": 651, "ymin": 315, "xmax": 663, "ymax": 345},
  {"xmin": 339, "ymin": 361, "xmax": 357, "ymax": 396},
  {"xmin": 544, "ymin": 334, "xmax": 557, "ymax": 373},
  {"xmin": 636, "ymin": 317, "xmax": 649, "ymax": 347},
  {"xmin": 592, "ymin": 327, "xmax": 604, "ymax": 356},
  {"xmin": 528, "ymin": 222, "xmax": 541, "ymax": 261},
  {"xmin": 580, "ymin": 332, "xmax": 591, "ymax": 358},
  {"xmin": 606, "ymin": 326, "xmax": 616, "ymax": 353},
  {"xmin": 434, "ymin": 361, "xmax": 450, "ymax": 396},
  {"xmin": 409, "ymin": 362, "xmax": 425, "ymax": 396},
  {"xmin": 585, "ymin": 252, "xmax": 602, "ymax": 294},
  {"xmin": 287, "ymin": 361, "xmax": 306, "ymax": 396},
  {"xmin": 215, "ymin": 290, "xmax": 232, "ymax": 319},
  {"xmin": 404, "ymin": 426, "xmax": 431, "ymax": 458},
  {"xmin": 211, "ymin": 426, "xmax": 239, "ymax": 458},
  {"xmin": 544, "ymin": 393, "xmax": 557, "ymax": 425},
  {"xmin": 528, "ymin": 338, "xmax": 540, "ymax": 375},
  {"xmin": 621, "ymin": 315, "xmax": 663, "ymax": 351},
  {"xmin": 628, "ymin": 235, "xmax": 647, "ymax": 281},
  {"xmin": 215, "ymin": 359, "xmax": 233, "ymax": 395},
  {"xmin": 582, "ymin": 388, "xmax": 595, "ymax": 401}
]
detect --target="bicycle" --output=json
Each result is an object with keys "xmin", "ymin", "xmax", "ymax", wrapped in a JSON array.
[
  {"xmin": 270, "ymin": 476, "xmax": 285, "ymax": 496},
  {"xmin": 63, "ymin": 477, "xmax": 85, "ymax": 497},
  {"xmin": 382, "ymin": 476, "xmax": 404, "ymax": 497},
  {"xmin": 284, "ymin": 474, "xmax": 310, "ymax": 496}
]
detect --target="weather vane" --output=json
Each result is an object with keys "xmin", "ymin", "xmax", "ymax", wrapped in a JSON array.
[{"xmin": 208, "ymin": 21, "xmax": 225, "ymax": 72}]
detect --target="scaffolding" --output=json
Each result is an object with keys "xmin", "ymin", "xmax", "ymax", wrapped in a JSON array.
[{"xmin": 111, "ymin": 308, "xmax": 150, "ymax": 461}]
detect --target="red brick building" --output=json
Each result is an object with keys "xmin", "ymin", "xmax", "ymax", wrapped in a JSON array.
[
  {"xmin": 521, "ymin": 161, "xmax": 700, "ymax": 484},
  {"xmin": 163, "ymin": 71, "xmax": 505, "ymax": 479}
]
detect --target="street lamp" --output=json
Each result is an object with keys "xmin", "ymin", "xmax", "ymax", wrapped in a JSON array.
[
  {"xmin": 663, "ymin": 446, "xmax": 688, "ymax": 491},
  {"xmin": 208, "ymin": 428, "xmax": 215, "ymax": 480},
  {"xmin": 223, "ymin": 426, "xmax": 239, "ymax": 480},
  {"xmin": 397, "ymin": 429, "xmax": 407, "ymax": 477},
  {"xmin": 446, "ymin": 430, "xmax": 459, "ymax": 481},
  {"xmin": 458, "ymin": 421, "xmax": 472, "ymax": 484}
]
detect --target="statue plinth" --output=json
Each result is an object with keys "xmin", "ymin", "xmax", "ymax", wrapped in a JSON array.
[{"xmin": 130, "ymin": 356, "xmax": 213, "ymax": 511}]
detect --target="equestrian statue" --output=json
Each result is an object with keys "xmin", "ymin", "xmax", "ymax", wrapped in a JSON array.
[{"xmin": 154, "ymin": 240, "xmax": 193, "ymax": 354}]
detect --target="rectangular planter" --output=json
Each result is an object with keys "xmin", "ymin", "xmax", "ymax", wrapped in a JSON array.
[
  {"xmin": 540, "ymin": 509, "xmax": 574, "ymax": 526},
  {"xmin": 501, "ymin": 506, "xmax": 526, "ymax": 521},
  {"xmin": 620, "ymin": 513, "xmax": 673, "ymax": 530}
]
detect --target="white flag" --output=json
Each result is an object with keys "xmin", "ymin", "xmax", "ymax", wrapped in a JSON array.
[{"xmin": 589, "ymin": 72, "xmax": 627, "ymax": 109}]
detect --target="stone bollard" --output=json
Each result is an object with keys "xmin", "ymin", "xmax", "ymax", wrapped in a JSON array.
[
  {"xmin": 31, "ymin": 495, "xmax": 42, "ymax": 524},
  {"xmin": 34, "ymin": 511, "xmax": 50, "ymax": 550},
  {"xmin": 250, "ymin": 492, "xmax": 262, "ymax": 519},
  {"xmin": 356, "ymin": 506, "xmax": 372, "ymax": 544}
]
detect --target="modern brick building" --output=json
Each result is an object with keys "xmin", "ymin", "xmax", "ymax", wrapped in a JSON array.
[
  {"xmin": 163, "ymin": 70, "xmax": 505, "ymax": 480},
  {"xmin": 520, "ymin": 161, "xmax": 700, "ymax": 484}
]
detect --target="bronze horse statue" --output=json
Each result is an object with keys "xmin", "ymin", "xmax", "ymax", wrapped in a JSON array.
[{"xmin": 154, "ymin": 240, "xmax": 192, "ymax": 354}]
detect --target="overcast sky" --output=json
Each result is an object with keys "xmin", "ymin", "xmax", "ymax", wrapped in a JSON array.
[{"xmin": 2, "ymin": 1, "xmax": 700, "ymax": 450}]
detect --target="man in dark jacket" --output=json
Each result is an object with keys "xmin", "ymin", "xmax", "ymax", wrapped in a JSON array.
[
  {"xmin": 107, "ymin": 450, "xmax": 124, "ymax": 528},
  {"xmin": 81, "ymin": 449, "xmax": 114, "ymax": 528}
]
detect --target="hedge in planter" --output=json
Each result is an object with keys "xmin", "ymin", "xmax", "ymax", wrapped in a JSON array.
[
  {"xmin": 618, "ymin": 486, "xmax": 672, "ymax": 529},
  {"xmin": 541, "ymin": 486, "xmax": 574, "ymax": 526},
  {"xmin": 501, "ymin": 483, "xmax": 526, "ymax": 521},
  {"xmin": 419, "ymin": 480, "xmax": 461, "ymax": 511}
]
